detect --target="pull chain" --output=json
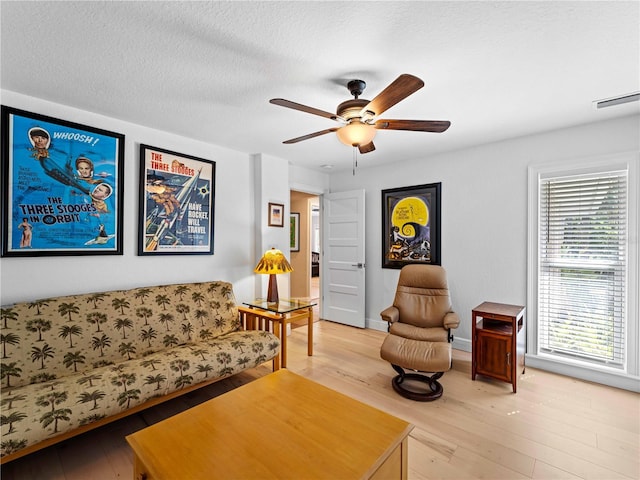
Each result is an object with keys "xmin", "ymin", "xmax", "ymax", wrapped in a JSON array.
[{"xmin": 352, "ymin": 146, "xmax": 358, "ymax": 176}]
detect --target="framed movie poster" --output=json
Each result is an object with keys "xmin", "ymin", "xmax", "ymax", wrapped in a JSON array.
[
  {"xmin": 138, "ymin": 144, "xmax": 215, "ymax": 255},
  {"xmin": 381, "ymin": 182, "xmax": 441, "ymax": 269},
  {"xmin": 1, "ymin": 106, "xmax": 125, "ymax": 257}
]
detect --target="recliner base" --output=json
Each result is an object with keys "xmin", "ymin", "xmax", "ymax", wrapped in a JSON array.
[{"xmin": 390, "ymin": 364, "xmax": 444, "ymax": 402}]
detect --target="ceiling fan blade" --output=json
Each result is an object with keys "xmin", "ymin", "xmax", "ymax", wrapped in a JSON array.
[
  {"xmin": 358, "ymin": 142, "xmax": 376, "ymax": 154},
  {"xmin": 270, "ymin": 98, "xmax": 340, "ymax": 121},
  {"xmin": 360, "ymin": 74, "xmax": 424, "ymax": 117},
  {"xmin": 282, "ymin": 128, "xmax": 339, "ymax": 144},
  {"xmin": 375, "ymin": 119, "xmax": 451, "ymax": 133}
]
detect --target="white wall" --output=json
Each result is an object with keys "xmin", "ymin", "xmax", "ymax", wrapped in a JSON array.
[
  {"xmin": 0, "ymin": 91, "xmax": 306, "ymax": 305},
  {"xmin": 329, "ymin": 114, "xmax": 640, "ymax": 351},
  {"xmin": 2, "ymin": 89, "xmax": 636, "ymax": 353},
  {"xmin": 252, "ymin": 153, "xmax": 293, "ymax": 299},
  {"xmin": 0, "ymin": 92, "xmax": 332, "ymax": 307},
  {"xmin": 289, "ymin": 163, "xmax": 330, "ymax": 195}
]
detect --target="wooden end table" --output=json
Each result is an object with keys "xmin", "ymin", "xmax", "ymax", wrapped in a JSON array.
[
  {"xmin": 238, "ymin": 298, "xmax": 316, "ymax": 370},
  {"xmin": 126, "ymin": 370, "xmax": 414, "ymax": 480},
  {"xmin": 472, "ymin": 301, "xmax": 526, "ymax": 393}
]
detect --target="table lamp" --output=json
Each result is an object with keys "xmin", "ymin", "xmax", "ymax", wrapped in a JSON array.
[{"xmin": 254, "ymin": 247, "xmax": 293, "ymax": 303}]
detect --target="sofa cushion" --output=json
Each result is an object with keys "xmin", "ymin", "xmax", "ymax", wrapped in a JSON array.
[{"xmin": 2, "ymin": 281, "xmax": 241, "ymax": 389}]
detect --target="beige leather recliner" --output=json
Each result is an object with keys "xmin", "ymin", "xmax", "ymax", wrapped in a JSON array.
[{"xmin": 380, "ymin": 264, "xmax": 459, "ymax": 401}]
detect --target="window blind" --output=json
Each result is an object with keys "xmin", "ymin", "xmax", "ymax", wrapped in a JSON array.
[{"xmin": 538, "ymin": 170, "xmax": 627, "ymax": 368}]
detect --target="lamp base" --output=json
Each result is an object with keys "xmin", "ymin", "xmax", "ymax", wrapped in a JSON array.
[{"xmin": 267, "ymin": 274, "xmax": 279, "ymax": 303}]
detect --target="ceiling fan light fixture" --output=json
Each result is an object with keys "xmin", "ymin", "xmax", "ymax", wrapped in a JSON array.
[
  {"xmin": 336, "ymin": 120, "xmax": 376, "ymax": 147},
  {"xmin": 271, "ymin": 74, "xmax": 449, "ymax": 154}
]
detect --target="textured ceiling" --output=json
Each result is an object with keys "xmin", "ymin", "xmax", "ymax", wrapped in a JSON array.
[{"xmin": 1, "ymin": 1, "xmax": 638, "ymax": 173}]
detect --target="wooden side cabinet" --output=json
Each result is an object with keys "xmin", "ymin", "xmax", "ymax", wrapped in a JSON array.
[{"xmin": 472, "ymin": 302, "xmax": 526, "ymax": 393}]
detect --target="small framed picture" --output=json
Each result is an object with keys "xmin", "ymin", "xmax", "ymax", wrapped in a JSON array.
[
  {"xmin": 290, "ymin": 212, "xmax": 300, "ymax": 251},
  {"xmin": 268, "ymin": 202, "xmax": 284, "ymax": 227}
]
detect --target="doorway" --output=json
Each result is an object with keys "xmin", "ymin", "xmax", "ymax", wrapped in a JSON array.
[
  {"xmin": 289, "ymin": 191, "xmax": 320, "ymax": 319},
  {"xmin": 310, "ymin": 203, "xmax": 320, "ymax": 302}
]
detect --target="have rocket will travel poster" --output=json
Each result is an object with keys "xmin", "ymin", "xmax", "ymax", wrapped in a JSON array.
[{"xmin": 138, "ymin": 144, "xmax": 215, "ymax": 255}]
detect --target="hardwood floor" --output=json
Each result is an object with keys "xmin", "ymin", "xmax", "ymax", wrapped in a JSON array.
[
  {"xmin": 292, "ymin": 275, "xmax": 320, "ymax": 328},
  {"xmin": 2, "ymin": 320, "xmax": 638, "ymax": 479}
]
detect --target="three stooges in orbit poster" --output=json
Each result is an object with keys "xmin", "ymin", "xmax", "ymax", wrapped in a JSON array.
[{"xmin": 1, "ymin": 106, "xmax": 124, "ymax": 256}]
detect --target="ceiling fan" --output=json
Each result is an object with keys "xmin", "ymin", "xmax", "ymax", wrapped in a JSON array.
[{"xmin": 270, "ymin": 74, "xmax": 450, "ymax": 155}]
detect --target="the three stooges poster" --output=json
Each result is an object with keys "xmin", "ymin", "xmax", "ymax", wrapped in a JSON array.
[
  {"xmin": 1, "ymin": 106, "xmax": 124, "ymax": 256},
  {"xmin": 138, "ymin": 144, "xmax": 215, "ymax": 255}
]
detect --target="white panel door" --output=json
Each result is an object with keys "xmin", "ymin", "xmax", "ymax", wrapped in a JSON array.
[{"xmin": 321, "ymin": 189, "xmax": 365, "ymax": 328}]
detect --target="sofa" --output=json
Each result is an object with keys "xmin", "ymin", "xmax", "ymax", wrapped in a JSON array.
[{"xmin": 0, "ymin": 281, "xmax": 280, "ymax": 463}]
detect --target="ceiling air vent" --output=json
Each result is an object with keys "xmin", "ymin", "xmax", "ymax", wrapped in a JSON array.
[{"xmin": 593, "ymin": 92, "xmax": 640, "ymax": 109}]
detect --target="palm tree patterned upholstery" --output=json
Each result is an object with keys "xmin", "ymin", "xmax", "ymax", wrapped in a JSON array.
[{"xmin": 0, "ymin": 281, "xmax": 279, "ymax": 461}]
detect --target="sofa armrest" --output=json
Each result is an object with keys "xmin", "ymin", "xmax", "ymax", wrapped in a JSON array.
[
  {"xmin": 380, "ymin": 306, "xmax": 399, "ymax": 324},
  {"xmin": 443, "ymin": 311, "xmax": 460, "ymax": 330}
]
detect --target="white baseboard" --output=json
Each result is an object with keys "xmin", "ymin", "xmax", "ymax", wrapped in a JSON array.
[
  {"xmin": 366, "ymin": 317, "xmax": 388, "ymax": 332},
  {"xmin": 452, "ymin": 337, "xmax": 471, "ymax": 353}
]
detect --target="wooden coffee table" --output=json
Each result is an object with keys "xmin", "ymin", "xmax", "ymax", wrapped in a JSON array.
[{"xmin": 126, "ymin": 370, "xmax": 414, "ymax": 479}]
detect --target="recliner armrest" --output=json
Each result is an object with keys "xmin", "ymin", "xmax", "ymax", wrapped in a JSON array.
[
  {"xmin": 443, "ymin": 311, "xmax": 460, "ymax": 330},
  {"xmin": 380, "ymin": 306, "xmax": 399, "ymax": 324}
]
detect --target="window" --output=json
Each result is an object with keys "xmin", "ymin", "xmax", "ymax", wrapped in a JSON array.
[
  {"xmin": 539, "ymin": 172, "xmax": 626, "ymax": 367},
  {"xmin": 528, "ymin": 154, "xmax": 638, "ymax": 391}
]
